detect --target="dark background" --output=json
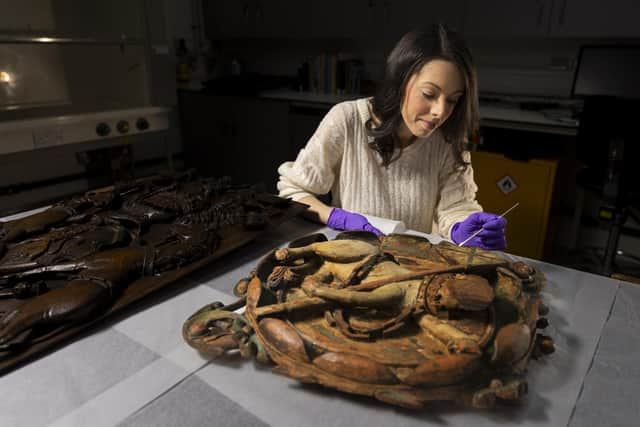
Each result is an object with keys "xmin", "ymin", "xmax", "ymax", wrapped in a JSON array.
[{"xmin": 2, "ymin": 0, "xmax": 640, "ymax": 276}]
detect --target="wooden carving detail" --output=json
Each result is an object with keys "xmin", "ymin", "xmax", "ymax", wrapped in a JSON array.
[
  {"xmin": 184, "ymin": 231, "xmax": 554, "ymax": 409},
  {"xmin": 0, "ymin": 171, "xmax": 295, "ymax": 362}
]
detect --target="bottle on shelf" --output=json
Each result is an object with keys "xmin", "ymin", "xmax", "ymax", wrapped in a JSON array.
[{"xmin": 176, "ymin": 38, "xmax": 191, "ymax": 85}]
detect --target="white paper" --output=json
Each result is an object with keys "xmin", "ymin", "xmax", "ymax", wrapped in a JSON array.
[
  {"xmin": 49, "ymin": 358, "xmax": 189, "ymax": 427},
  {"xmin": 363, "ymin": 213, "xmax": 406, "ymax": 235}
]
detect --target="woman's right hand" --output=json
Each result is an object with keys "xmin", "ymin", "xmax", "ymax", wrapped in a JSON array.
[
  {"xmin": 326, "ymin": 208, "xmax": 383, "ymax": 236},
  {"xmin": 295, "ymin": 196, "xmax": 383, "ymax": 236}
]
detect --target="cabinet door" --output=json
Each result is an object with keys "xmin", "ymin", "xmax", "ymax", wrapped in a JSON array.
[
  {"xmin": 179, "ymin": 92, "xmax": 235, "ymax": 179},
  {"xmin": 203, "ymin": 0, "xmax": 254, "ymax": 39},
  {"xmin": 471, "ymin": 151, "xmax": 557, "ymax": 260},
  {"xmin": 51, "ymin": 0, "xmax": 144, "ymax": 39},
  {"xmin": 253, "ymin": 0, "xmax": 306, "ymax": 38},
  {"xmin": 380, "ymin": 0, "xmax": 466, "ymax": 43},
  {"xmin": 308, "ymin": 0, "xmax": 373, "ymax": 38},
  {"xmin": 0, "ymin": 0, "xmax": 56, "ymax": 31},
  {"xmin": 550, "ymin": 0, "xmax": 640, "ymax": 38},
  {"xmin": 231, "ymin": 98, "xmax": 290, "ymax": 193},
  {"xmin": 0, "ymin": 0, "xmax": 144, "ymax": 38},
  {"xmin": 463, "ymin": 0, "xmax": 551, "ymax": 37}
]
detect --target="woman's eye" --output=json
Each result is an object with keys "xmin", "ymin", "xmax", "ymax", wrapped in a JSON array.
[
  {"xmin": 447, "ymin": 98, "xmax": 459, "ymax": 105},
  {"xmin": 421, "ymin": 92, "xmax": 435, "ymax": 100}
]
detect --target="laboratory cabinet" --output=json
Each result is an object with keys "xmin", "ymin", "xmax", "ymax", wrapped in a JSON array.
[
  {"xmin": 548, "ymin": 0, "xmax": 640, "ymax": 38},
  {"xmin": 203, "ymin": 0, "xmax": 307, "ymax": 38},
  {"xmin": 463, "ymin": 0, "xmax": 640, "ymax": 38},
  {"xmin": 178, "ymin": 91, "xmax": 290, "ymax": 193},
  {"xmin": 471, "ymin": 151, "xmax": 558, "ymax": 260},
  {"xmin": 203, "ymin": 0, "xmax": 465, "ymax": 40},
  {"xmin": 463, "ymin": 0, "xmax": 552, "ymax": 38},
  {"xmin": 203, "ymin": 0, "xmax": 640, "ymax": 40}
]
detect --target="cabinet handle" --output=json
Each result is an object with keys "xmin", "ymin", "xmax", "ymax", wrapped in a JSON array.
[
  {"xmin": 243, "ymin": 3, "xmax": 250, "ymax": 23},
  {"xmin": 368, "ymin": 0, "xmax": 375, "ymax": 24},
  {"xmin": 256, "ymin": 3, "xmax": 263, "ymax": 23},
  {"xmin": 558, "ymin": 0, "xmax": 567, "ymax": 27},
  {"xmin": 536, "ymin": 1, "xmax": 544, "ymax": 28}
]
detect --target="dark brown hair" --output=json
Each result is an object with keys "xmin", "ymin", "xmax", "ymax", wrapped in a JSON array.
[{"xmin": 366, "ymin": 24, "xmax": 479, "ymax": 168}]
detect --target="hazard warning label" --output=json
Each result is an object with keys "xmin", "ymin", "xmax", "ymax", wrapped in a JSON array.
[{"xmin": 497, "ymin": 175, "xmax": 518, "ymax": 194}]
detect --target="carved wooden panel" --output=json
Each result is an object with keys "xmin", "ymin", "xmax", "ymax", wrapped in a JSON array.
[
  {"xmin": 0, "ymin": 171, "xmax": 306, "ymax": 374},
  {"xmin": 184, "ymin": 232, "xmax": 554, "ymax": 410}
]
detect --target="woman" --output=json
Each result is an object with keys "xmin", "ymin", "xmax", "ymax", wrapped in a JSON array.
[{"xmin": 277, "ymin": 24, "xmax": 506, "ymax": 250}]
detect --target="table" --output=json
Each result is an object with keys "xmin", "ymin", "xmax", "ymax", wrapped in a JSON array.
[{"xmin": 1, "ymin": 217, "xmax": 636, "ymax": 427}]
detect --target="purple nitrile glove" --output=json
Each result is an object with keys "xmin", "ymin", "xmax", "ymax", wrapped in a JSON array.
[
  {"xmin": 326, "ymin": 208, "xmax": 384, "ymax": 236},
  {"xmin": 451, "ymin": 212, "xmax": 507, "ymax": 250}
]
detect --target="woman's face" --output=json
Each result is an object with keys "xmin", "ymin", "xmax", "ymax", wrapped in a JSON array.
[{"xmin": 399, "ymin": 59, "xmax": 464, "ymax": 139}]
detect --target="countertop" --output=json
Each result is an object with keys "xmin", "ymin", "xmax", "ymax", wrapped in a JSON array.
[
  {"xmin": 257, "ymin": 89, "xmax": 579, "ymax": 136},
  {"xmin": 1, "ymin": 214, "xmax": 636, "ymax": 427},
  {"xmin": 181, "ymin": 84, "xmax": 579, "ymax": 136}
]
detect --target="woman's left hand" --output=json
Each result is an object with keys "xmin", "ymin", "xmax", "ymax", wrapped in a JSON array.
[{"xmin": 450, "ymin": 212, "xmax": 506, "ymax": 250}]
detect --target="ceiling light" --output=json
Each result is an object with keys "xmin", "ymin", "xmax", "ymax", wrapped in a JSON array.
[{"xmin": 0, "ymin": 71, "xmax": 12, "ymax": 83}]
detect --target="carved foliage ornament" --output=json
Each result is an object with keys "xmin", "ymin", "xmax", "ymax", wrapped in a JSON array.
[{"xmin": 183, "ymin": 231, "xmax": 554, "ymax": 410}]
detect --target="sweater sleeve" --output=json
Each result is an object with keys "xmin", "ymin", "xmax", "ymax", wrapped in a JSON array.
[
  {"xmin": 277, "ymin": 103, "xmax": 346, "ymax": 201},
  {"xmin": 433, "ymin": 148, "xmax": 483, "ymax": 238}
]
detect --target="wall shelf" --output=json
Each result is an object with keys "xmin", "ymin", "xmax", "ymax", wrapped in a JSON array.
[{"xmin": 0, "ymin": 33, "xmax": 143, "ymax": 45}]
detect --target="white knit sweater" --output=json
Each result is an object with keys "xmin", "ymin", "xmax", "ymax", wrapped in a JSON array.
[{"xmin": 277, "ymin": 98, "xmax": 482, "ymax": 237}]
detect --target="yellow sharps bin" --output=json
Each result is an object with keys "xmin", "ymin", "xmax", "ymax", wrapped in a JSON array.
[{"xmin": 470, "ymin": 151, "xmax": 558, "ymax": 260}]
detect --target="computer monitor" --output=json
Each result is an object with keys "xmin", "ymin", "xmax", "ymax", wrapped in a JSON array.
[
  {"xmin": 572, "ymin": 45, "xmax": 640, "ymax": 202},
  {"xmin": 572, "ymin": 45, "xmax": 640, "ymax": 99}
]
